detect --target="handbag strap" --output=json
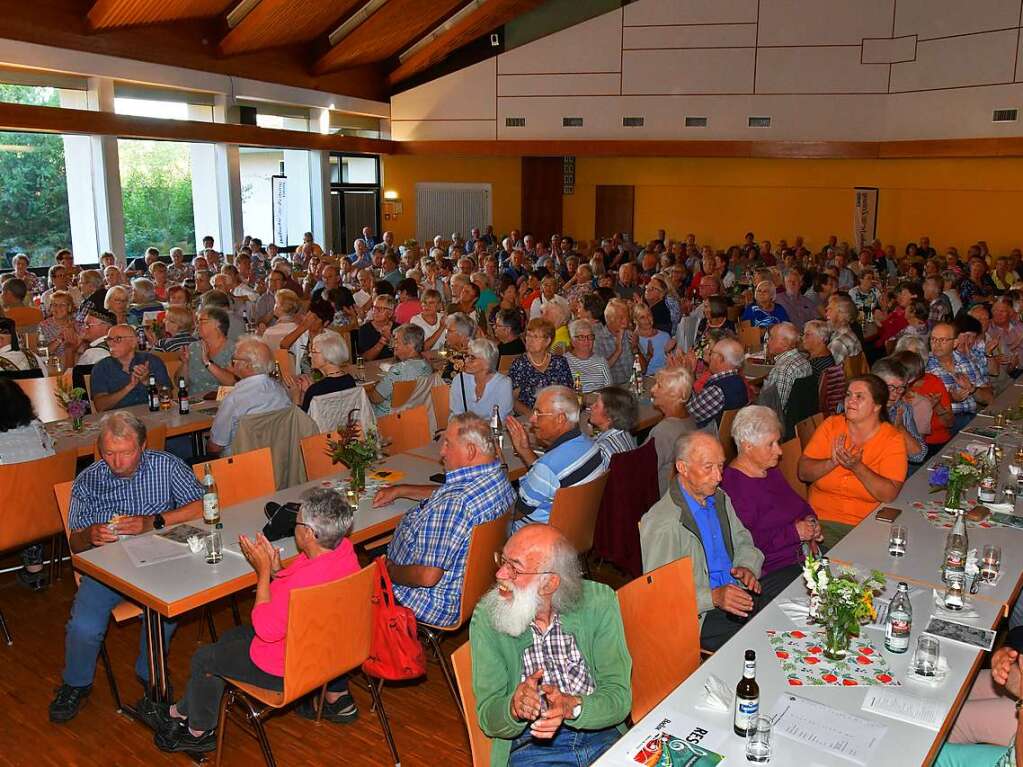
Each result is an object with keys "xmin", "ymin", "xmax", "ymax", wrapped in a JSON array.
[{"xmin": 374, "ymin": 555, "xmax": 397, "ymax": 608}]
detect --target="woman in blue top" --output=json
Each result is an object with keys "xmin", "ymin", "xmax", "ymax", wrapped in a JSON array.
[
  {"xmin": 449, "ymin": 337, "xmax": 514, "ymax": 420},
  {"xmin": 741, "ymin": 280, "xmax": 789, "ymax": 328},
  {"xmin": 631, "ymin": 302, "xmax": 674, "ymax": 376}
]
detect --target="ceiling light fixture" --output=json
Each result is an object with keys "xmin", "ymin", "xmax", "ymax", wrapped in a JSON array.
[
  {"xmin": 398, "ymin": 0, "xmax": 488, "ymax": 62},
  {"xmin": 226, "ymin": 0, "xmax": 261, "ymax": 29},
  {"xmin": 328, "ymin": 0, "xmax": 389, "ymax": 46}
]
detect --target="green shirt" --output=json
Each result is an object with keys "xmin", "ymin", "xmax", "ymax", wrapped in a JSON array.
[
  {"xmin": 469, "ymin": 580, "xmax": 632, "ymax": 766},
  {"xmin": 185, "ymin": 339, "xmax": 234, "ymax": 398}
]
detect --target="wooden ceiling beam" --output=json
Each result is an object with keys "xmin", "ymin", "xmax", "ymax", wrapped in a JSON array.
[
  {"xmin": 0, "ymin": 101, "xmax": 394, "ymax": 154},
  {"xmin": 218, "ymin": 0, "xmax": 362, "ymax": 56},
  {"xmin": 387, "ymin": 0, "xmax": 545, "ymax": 86},
  {"xmin": 313, "ymin": 0, "xmax": 468, "ymax": 75},
  {"xmin": 87, "ymin": 0, "xmax": 233, "ymax": 30}
]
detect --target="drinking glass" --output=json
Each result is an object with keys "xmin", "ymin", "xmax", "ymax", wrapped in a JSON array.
[
  {"xmin": 745, "ymin": 715, "xmax": 772, "ymax": 763},
  {"xmin": 158, "ymin": 386, "xmax": 172, "ymax": 411},
  {"xmin": 943, "ymin": 579, "xmax": 965, "ymax": 611},
  {"xmin": 888, "ymin": 525, "xmax": 908, "ymax": 557},
  {"xmin": 912, "ymin": 636, "xmax": 941, "ymax": 677},
  {"xmin": 981, "ymin": 544, "xmax": 1002, "ymax": 582},
  {"xmin": 204, "ymin": 530, "xmax": 223, "ymax": 564}
]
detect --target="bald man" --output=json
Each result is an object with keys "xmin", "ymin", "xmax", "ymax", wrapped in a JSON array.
[
  {"xmin": 470, "ymin": 524, "xmax": 631, "ymax": 766},
  {"xmin": 89, "ymin": 323, "xmax": 170, "ymax": 411},
  {"xmin": 206, "ymin": 336, "xmax": 290, "ymax": 455},
  {"xmin": 763, "ymin": 322, "xmax": 812, "ymax": 410}
]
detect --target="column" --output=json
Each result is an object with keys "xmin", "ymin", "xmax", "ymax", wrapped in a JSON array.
[
  {"xmin": 309, "ymin": 108, "xmax": 333, "ymax": 252},
  {"xmin": 189, "ymin": 98, "xmax": 243, "ymax": 254}
]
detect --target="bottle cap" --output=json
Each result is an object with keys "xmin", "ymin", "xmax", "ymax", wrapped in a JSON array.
[
  {"xmin": 215, "ymin": 523, "xmax": 223, "ymax": 529},
  {"xmin": 898, "ymin": 581, "xmax": 908, "ymax": 590},
  {"xmin": 744, "ymin": 649, "xmax": 755, "ymax": 661}
]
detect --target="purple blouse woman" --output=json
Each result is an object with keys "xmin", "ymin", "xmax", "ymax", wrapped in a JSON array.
[{"xmin": 720, "ymin": 405, "xmax": 821, "ymax": 577}]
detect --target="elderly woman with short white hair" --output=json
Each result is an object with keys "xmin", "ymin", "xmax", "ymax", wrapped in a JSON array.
[
  {"xmin": 802, "ymin": 319, "xmax": 836, "ymax": 374},
  {"xmin": 644, "ymin": 366, "xmax": 698, "ymax": 495},
  {"xmin": 288, "ymin": 330, "xmax": 356, "ymax": 412},
  {"xmin": 449, "ymin": 337, "xmax": 513, "ymax": 420},
  {"xmin": 720, "ymin": 405, "xmax": 821, "ymax": 578},
  {"xmin": 564, "ymin": 319, "xmax": 611, "ymax": 394}
]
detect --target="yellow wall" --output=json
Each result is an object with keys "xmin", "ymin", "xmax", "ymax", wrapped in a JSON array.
[
  {"xmin": 380, "ymin": 155, "xmax": 520, "ymax": 244},
  {"xmin": 382, "ymin": 154, "xmax": 1023, "ymax": 255}
]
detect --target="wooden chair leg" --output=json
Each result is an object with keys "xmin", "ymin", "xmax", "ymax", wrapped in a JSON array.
[
  {"xmin": 0, "ymin": 608, "xmax": 11, "ymax": 646},
  {"xmin": 213, "ymin": 689, "xmax": 233, "ymax": 767},
  {"xmin": 365, "ymin": 673, "xmax": 401, "ymax": 767},
  {"xmin": 50, "ymin": 534, "xmax": 63, "ymax": 582},
  {"xmin": 230, "ymin": 595, "xmax": 242, "ymax": 626},
  {"xmin": 99, "ymin": 641, "xmax": 123, "ymax": 713},
  {"xmin": 205, "ymin": 607, "xmax": 218, "ymax": 643}
]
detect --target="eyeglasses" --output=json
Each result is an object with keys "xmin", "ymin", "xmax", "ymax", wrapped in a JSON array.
[
  {"xmin": 886, "ymin": 383, "xmax": 906, "ymax": 393},
  {"xmin": 294, "ymin": 520, "xmax": 316, "ymax": 536},
  {"xmin": 532, "ymin": 411, "xmax": 560, "ymax": 419},
  {"xmin": 494, "ymin": 552, "xmax": 553, "ymax": 579},
  {"xmin": 107, "ymin": 335, "xmax": 134, "ymax": 342}
]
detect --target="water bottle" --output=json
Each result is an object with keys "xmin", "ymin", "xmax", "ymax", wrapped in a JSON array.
[{"xmin": 884, "ymin": 582, "xmax": 912, "ymax": 653}]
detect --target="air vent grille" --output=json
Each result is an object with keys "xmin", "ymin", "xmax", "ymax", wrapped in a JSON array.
[
  {"xmin": 562, "ymin": 117, "xmax": 583, "ymax": 127},
  {"xmin": 684, "ymin": 116, "xmax": 708, "ymax": 127},
  {"xmin": 993, "ymin": 108, "xmax": 1018, "ymax": 123},
  {"xmin": 748, "ymin": 116, "xmax": 771, "ymax": 128},
  {"xmin": 505, "ymin": 117, "xmax": 525, "ymax": 127},
  {"xmin": 623, "ymin": 116, "xmax": 644, "ymax": 127}
]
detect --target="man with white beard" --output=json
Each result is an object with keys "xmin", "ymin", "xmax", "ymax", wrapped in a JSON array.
[{"xmin": 469, "ymin": 525, "xmax": 631, "ymax": 766}]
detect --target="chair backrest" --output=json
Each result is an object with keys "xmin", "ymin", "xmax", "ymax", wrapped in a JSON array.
[
  {"xmin": 618, "ymin": 557, "xmax": 701, "ymax": 722},
  {"xmin": 15, "ymin": 376, "xmax": 66, "ymax": 423},
  {"xmin": 818, "ymin": 365, "xmax": 846, "ymax": 417},
  {"xmin": 281, "ymin": 563, "xmax": 377, "ymax": 704},
  {"xmin": 391, "ymin": 379, "xmax": 416, "ymax": 410},
  {"xmin": 274, "ymin": 348, "xmax": 297, "ymax": 386},
  {"xmin": 795, "ymin": 415, "xmax": 819, "ymax": 449},
  {"xmin": 377, "ymin": 404, "xmax": 431, "ymax": 454},
  {"xmin": 497, "ymin": 355, "xmax": 518, "ymax": 374},
  {"xmin": 718, "ymin": 408, "xmax": 740, "ymax": 462},
  {"xmin": 152, "ymin": 350, "xmax": 181, "ymax": 383},
  {"xmin": 593, "ymin": 440, "xmax": 660, "ymax": 578},
  {"xmin": 548, "ymin": 472, "xmax": 610, "ymax": 554},
  {"xmin": 451, "ymin": 514, "xmax": 510, "ymax": 627},
  {"xmin": 5, "ymin": 306, "xmax": 43, "ymax": 327},
  {"xmin": 54, "ymin": 480, "xmax": 73, "ymax": 543},
  {"xmin": 0, "ymin": 450, "xmax": 77, "ymax": 552},
  {"xmin": 192, "ymin": 447, "xmax": 276, "ymax": 506},
  {"xmin": 782, "ymin": 373, "xmax": 820, "ymax": 442},
  {"xmin": 233, "ymin": 405, "xmax": 319, "ymax": 489},
  {"xmin": 307, "ymin": 386, "xmax": 377, "ymax": 435},
  {"xmin": 299, "ymin": 431, "xmax": 345, "ymax": 481},
  {"xmin": 451, "ymin": 642, "xmax": 492, "ymax": 767},
  {"xmin": 92, "ymin": 423, "xmax": 167, "ymax": 461},
  {"xmin": 737, "ymin": 322, "xmax": 762, "ymax": 353},
  {"xmin": 843, "ymin": 351, "xmax": 868, "ymax": 379},
  {"xmin": 778, "ymin": 437, "xmax": 807, "ymax": 499},
  {"xmin": 431, "ymin": 384, "xmax": 450, "ymax": 430}
]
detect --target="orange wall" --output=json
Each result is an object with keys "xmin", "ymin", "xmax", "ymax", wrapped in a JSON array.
[
  {"xmin": 383, "ymin": 154, "xmax": 1023, "ymax": 255},
  {"xmin": 380, "ymin": 155, "xmax": 520, "ymax": 244}
]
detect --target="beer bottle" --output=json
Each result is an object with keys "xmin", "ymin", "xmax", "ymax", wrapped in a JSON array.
[{"xmin": 733, "ymin": 650, "xmax": 760, "ymax": 737}]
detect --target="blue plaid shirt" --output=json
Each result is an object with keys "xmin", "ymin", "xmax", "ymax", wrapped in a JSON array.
[
  {"xmin": 68, "ymin": 450, "xmax": 204, "ymax": 530},
  {"xmin": 926, "ymin": 351, "xmax": 986, "ymax": 415},
  {"xmin": 388, "ymin": 461, "xmax": 515, "ymax": 626}
]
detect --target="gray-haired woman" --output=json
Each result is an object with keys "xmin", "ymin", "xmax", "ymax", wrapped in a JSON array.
[
  {"xmin": 644, "ymin": 366, "xmax": 698, "ymax": 496},
  {"xmin": 802, "ymin": 319, "xmax": 836, "ymax": 374},
  {"xmin": 153, "ymin": 489, "xmax": 361, "ymax": 753},
  {"xmin": 368, "ymin": 323, "xmax": 434, "ymax": 416},
  {"xmin": 289, "ymin": 330, "xmax": 357, "ymax": 411},
  {"xmin": 450, "ymin": 337, "xmax": 514, "ymax": 420},
  {"xmin": 589, "ymin": 386, "xmax": 638, "ymax": 464}
]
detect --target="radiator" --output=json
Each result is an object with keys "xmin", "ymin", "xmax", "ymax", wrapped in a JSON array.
[{"xmin": 415, "ymin": 183, "xmax": 492, "ymax": 245}]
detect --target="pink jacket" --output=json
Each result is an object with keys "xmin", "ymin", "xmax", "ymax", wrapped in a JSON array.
[{"xmin": 249, "ymin": 539, "xmax": 359, "ymax": 676}]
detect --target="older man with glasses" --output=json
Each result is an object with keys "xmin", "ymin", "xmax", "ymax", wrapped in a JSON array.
[
  {"xmin": 89, "ymin": 324, "xmax": 171, "ymax": 411},
  {"xmin": 926, "ymin": 321, "xmax": 992, "ymax": 431},
  {"xmin": 357, "ymin": 294, "xmax": 397, "ymax": 361}
]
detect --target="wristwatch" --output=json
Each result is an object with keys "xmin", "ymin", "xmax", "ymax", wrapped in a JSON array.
[{"xmin": 152, "ymin": 513, "xmax": 166, "ymax": 530}]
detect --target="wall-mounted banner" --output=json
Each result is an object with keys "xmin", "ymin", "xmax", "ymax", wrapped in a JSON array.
[
  {"xmin": 272, "ymin": 174, "xmax": 288, "ymax": 247},
  {"xmin": 853, "ymin": 187, "xmax": 879, "ymax": 251}
]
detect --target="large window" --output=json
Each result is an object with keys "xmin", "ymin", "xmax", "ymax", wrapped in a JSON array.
[
  {"xmin": 239, "ymin": 147, "xmax": 311, "ymax": 247},
  {"xmin": 0, "ymin": 85, "xmax": 72, "ymax": 267},
  {"xmin": 118, "ymin": 138, "xmax": 196, "ymax": 259}
]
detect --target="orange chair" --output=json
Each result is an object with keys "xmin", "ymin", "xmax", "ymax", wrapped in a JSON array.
[
  {"xmin": 92, "ymin": 424, "xmax": 167, "ymax": 461},
  {"xmin": 193, "ymin": 447, "xmax": 276, "ymax": 507},
  {"xmin": 299, "ymin": 432, "xmax": 347, "ymax": 481},
  {"xmin": 431, "ymin": 384, "xmax": 450, "ymax": 430},
  {"xmin": 737, "ymin": 322, "xmax": 763, "ymax": 353},
  {"xmin": 617, "ymin": 557, "xmax": 701, "ymax": 722},
  {"xmin": 53, "ymin": 481, "xmax": 139, "ymax": 712},
  {"xmin": 497, "ymin": 355, "xmax": 518, "ymax": 374},
  {"xmin": 273, "ymin": 348, "xmax": 296, "ymax": 387},
  {"xmin": 718, "ymin": 408, "xmax": 740, "ymax": 463},
  {"xmin": 795, "ymin": 414, "xmax": 820, "ymax": 450},
  {"xmin": 15, "ymin": 376, "xmax": 66, "ymax": 423},
  {"xmin": 779, "ymin": 437, "xmax": 807, "ymax": 499},
  {"xmin": 391, "ymin": 380, "xmax": 416, "ymax": 410},
  {"xmin": 843, "ymin": 351, "xmax": 869, "ymax": 379},
  {"xmin": 548, "ymin": 473, "xmax": 609, "ymax": 557},
  {"xmin": 420, "ymin": 514, "xmax": 510, "ymax": 717},
  {"xmin": 377, "ymin": 404, "xmax": 431, "ymax": 454},
  {"xmin": 151, "ymin": 350, "xmax": 181, "ymax": 383},
  {"xmin": 5, "ymin": 306, "xmax": 43, "ymax": 327},
  {"xmin": 451, "ymin": 642, "xmax": 491, "ymax": 767},
  {"xmin": 212, "ymin": 565, "xmax": 401, "ymax": 767},
  {"xmin": 0, "ymin": 450, "xmax": 78, "ymax": 643}
]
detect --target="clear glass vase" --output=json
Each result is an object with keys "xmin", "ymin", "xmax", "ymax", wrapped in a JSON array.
[
  {"xmin": 350, "ymin": 463, "xmax": 366, "ymax": 493},
  {"xmin": 823, "ymin": 621, "xmax": 851, "ymax": 661},
  {"xmin": 944, "ymin": 476, "xmax": 964, "ymax": 513}
]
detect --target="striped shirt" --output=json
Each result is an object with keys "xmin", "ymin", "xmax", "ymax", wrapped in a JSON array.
[
  {"xmin": 515, "ymin": 428, "xmax": 603, "ymax": 528},
  {"xmin": 68, "ymin": 450, "xmax": 203, "ymax": 530},
  {"xmin": 388, "ymin": 461, "xmax": 515, "ymax": 626},
  {"xmin": 565, "ymin": 352, "xmax": 611, "ymax": 394},
  {"xmin": 594, "ymin": 428, "xmax": 637, "ymax": 467}
]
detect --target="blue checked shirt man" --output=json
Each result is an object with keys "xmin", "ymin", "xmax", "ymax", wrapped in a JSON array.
[
  {"xmin": 375, "ymin": 414, "xmax": 515, "ymax": 626},
  {"xmin": 49, "ymin": 412, "xmax": 204, "ymax": 724},
  {"xmin": 926, "ymin": 322, "xmax": 992, "ymax": 432}
]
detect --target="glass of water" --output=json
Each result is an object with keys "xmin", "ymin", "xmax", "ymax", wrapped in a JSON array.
[
  {"xmin": 888, "ymin": 525, "xmax": 908, "ymax": 557},
  {"xmin": 746, "ymin": 715, "xmax": 772, "ymax": 763},
  {"xmin": 204, "ymin": 529, "xmax": 223, "ymax": 564},
  {"xmin": 912, "ymin": 635, "xmax": 941, "ymax": 677},
  {"xmin": 981, "ymin": 544, "xmax": 1001, "ymax": 582}
]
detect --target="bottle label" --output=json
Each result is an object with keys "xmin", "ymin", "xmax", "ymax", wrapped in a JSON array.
[
  {"xmin": 203, "ymin": 495, "xmax": 219, "ymax": 522},
  {"xmin": 886, "ymin": 618, "xmax": 911, "ymax": 651},
  {"xmin": 179, "ymin": 398, "xmax": 190, "ymax": 414},
  {"xmin": 734, "ymin": 699, "xmax": 759, "ymax": 730}
]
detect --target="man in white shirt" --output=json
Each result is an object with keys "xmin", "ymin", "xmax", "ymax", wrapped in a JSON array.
[
  {"xmin": 206, "ymin": 337, "xmax": 291, "ymax": 455},
  {"xmin": 352, "ymin": 268, "xmax": 375, "ymax": 317},
  {"xmin": 41, "ymin": 264, "xmax": 82, "ymax": 312},
  {"xmin": 529, "ymin": 276, "xmax": 570, "ymax": 320},
  {"xmin": 77, "ymin": 309, "xmax": 116, "ymax": 366}
]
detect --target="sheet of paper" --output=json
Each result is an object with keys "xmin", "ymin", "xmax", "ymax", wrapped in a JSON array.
[
  {"xmin": 773, "ymin": 693, "xmax": 887, "ymax": 766},
  {"xmin": 120, "ymin": 533, "xmax": 194, "ymax": 568},
  {"xmin": 627, "ymin": 714, "xmax": 728, "ymax": 766},
  {"xmin": 861, "ymin": 689, "xmax": 944, "ymax": 731}
]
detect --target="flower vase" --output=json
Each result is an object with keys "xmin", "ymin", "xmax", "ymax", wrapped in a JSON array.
[
  {"xmin": 350, "ymin": 463, "xmax": 367, "ymax": 494},
  {"xmin": 823, "ymin": 621, "xmax": 851, "ymax": 661},
  {"xmin": 944, "ymin": 476, "xmax": 964, "ymax": 513},
  {"xmin": 71, "ymin": 416, "xmax": 84, "ymax": 433}
]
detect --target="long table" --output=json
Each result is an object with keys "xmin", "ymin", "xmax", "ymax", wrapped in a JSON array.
[
  {"xmin": 595, "ymin": 381, "xmax": 1023, "ymax": 767},
  {"xmin": 73, "ymin": 451, "xmax": 440, "ymax": 703}
]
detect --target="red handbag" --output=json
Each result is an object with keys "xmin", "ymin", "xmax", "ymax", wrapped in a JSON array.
[{"xmin": 363, "ymin": 556, "xmax": 427, "ymax": 680}]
